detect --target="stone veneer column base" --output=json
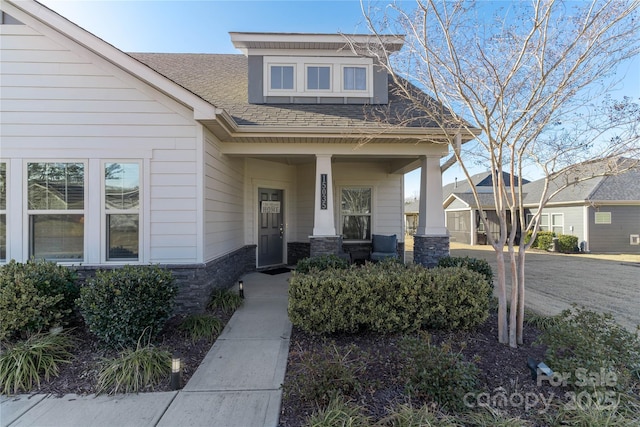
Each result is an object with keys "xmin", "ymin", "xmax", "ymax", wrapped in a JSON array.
[
  {"xmin": 309, "ymin": 236, "xmax": 342, "ymax": 258},
  {"xmin": 413, "ymin": 235, "xmax": 450, "ymax": 267}
]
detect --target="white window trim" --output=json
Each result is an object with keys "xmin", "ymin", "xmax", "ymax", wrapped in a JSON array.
[
  {"xmin": 101, "ymin": 160, "xmax": 142, "ymax": 263},
  {"xmin": 341, "ymin": 64, "xmax": 369, "ymax": 93},
  {"xmin": 24, "ymin": 160, "xmax": 88, "ymax": 264},
  {"xmin": 305, "ymin": 64, "xmax": 332, "ymax": 92},
  {"xmin": 594, "ymin": 211, "xmax": 612, "ymax": 225},
  {"xmin": 338, "ymin": 185, "xmax": 374, "ymax": 242},
  {"xmin": 0, "ymin": 161, "xmax": 7, "ymax": 263},
  {"xmin": 551, "ymin": 213, "xmax": 564, "ymax": 235},
  {"xmin": 267, "ymin": 63, "xmax": 296, "ymax": 92},
  {"xmin": 263, "ymin": 56, "xmax": 373, "ymax": 98}
]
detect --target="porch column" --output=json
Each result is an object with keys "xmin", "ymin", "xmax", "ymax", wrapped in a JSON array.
[
  {"xmin": 310, "ymin": 154, "xmax": 341, "ymax": 257},
  {"xmin": 414, "ymin": 156, "xmax": 450, "ymax": 267}
]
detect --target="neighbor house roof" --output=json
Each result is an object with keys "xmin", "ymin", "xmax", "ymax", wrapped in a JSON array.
[
  {"xmin": 442, "ymin": 171, "xmax": 529, "ymax": 204},
  {"xmin": 522, "ymin": 158, "xmax": 640, "ymax": 205}
]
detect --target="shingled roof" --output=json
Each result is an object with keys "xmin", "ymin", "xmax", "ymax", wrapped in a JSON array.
[{"xmin": 129, "ymin": 52, "xmax": 453, "ymax": 131}]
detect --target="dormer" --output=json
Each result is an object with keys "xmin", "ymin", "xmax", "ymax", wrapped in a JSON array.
[{"xmin": 230, "ymin": 32, "xmax": 404, "ymax": 105}]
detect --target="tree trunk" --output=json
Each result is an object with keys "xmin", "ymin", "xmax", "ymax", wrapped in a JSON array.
[
  {"xmin": 517, "ymin": 248, "xmax": 526, "ymax": 345},
  {"xmin": 495, "ymin": 248, "xmax": 509, "ymax": 344},
  {"xmin": 508, "ymin": 243, "xmax": 518, "ymax": 348}
]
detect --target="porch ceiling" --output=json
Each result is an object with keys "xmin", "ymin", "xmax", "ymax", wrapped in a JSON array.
[{"xmin": 244, "ymin": 154, "xmax": 422, "ymax": 174}]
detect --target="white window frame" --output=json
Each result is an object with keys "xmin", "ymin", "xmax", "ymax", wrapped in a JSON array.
[
  {"xmin": 305, "ymin": 64, "xmax": 332, "ymax": 91},
  {"xmin": 342, "ymin": 65, "xmax": 368, "ymax": 92},
  {"xmin": 539, "ymin": 213, "xmax": 549, "ymax": 231},
  {"xmin": 268, "ymin": 64, "xmax": 296, "ymax": 91},
  {"xmin": 102, "ymin": 161, "xmax": 142, "ymax": 263},
  {"xmin": 25, "ymin": 160, "xmax": 87, "ymax": 263},
  {"xmin": 339, "ymin": 185, "xmax": 373, "ymax": 242},
  {"xmin": 551, "ymin": 213, "xmax": 564, "ymax": 235},
  {"xmin": 0, "ymin": 162, "xmax": 6, "ymax": 263},
  {"xmin": 594, "ymin": 211, "xmax": 612, "ymax": 224},
  {"xmin": 263, "ymin": 56, "xmax": 373, "ymax": 98}
]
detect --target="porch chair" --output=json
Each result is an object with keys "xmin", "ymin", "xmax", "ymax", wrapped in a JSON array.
[{"xmin": 370, "ymin": 234, "xmax": 398, "ymax": 262}]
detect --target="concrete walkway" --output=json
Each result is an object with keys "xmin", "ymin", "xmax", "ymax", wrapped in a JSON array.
[{"xmin": 1, "ymin": 272, "xmax": 292, "ymax": 427}]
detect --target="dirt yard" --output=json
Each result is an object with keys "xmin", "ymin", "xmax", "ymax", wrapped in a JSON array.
[{"xmin": 447, "ymin": 242, "xmax": 640, "ymax": 331}]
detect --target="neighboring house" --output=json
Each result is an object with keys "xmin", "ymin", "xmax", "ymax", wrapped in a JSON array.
[
  {"xmin": 0, "ymin": 0, "xmax": 478, "ymax": 310},
  {"xmin": 523, "ymin": 159, "xmax": 640, "ymax": 253},
  {"xmin": 442, "ymin": 172, "xmax": 528, "ymax": 245},
  {"xmin": 404, "ymin": 198, "xmax": 419, "ymax": 235}
]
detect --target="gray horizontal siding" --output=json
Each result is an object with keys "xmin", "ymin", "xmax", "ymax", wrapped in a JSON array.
[{"xmin": 589, "ymin": 205, "xmax": 640, "ymax": 253}]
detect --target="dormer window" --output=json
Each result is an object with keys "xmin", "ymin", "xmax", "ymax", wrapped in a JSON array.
[
  {"xmin": 343, "ymin": 66, "xmax": 367, "ymax": 91},
  {"xmin": 306, "ymin": 66, "xmax": 331, "ymax": 90},
  {"xmin": 270, "ymin": 65, "xmax": 294, "ymax": 90}
]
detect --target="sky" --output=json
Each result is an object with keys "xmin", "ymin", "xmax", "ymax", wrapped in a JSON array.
[{"xmin": 37, "ymin": 0, "xmax": 640, "ymax": 198}]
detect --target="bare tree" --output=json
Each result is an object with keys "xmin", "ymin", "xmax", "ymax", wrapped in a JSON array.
[{"xmin": 357, "ymin": 0, "xmax": 640, "ymax": 347}]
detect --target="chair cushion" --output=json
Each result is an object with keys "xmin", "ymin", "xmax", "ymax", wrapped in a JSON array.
[
  {"xmin": 370, "ymin": 252, "xmax": 398, "ymax": 262},
  {"xmin": 372, "ymin": 234, "xmax": 397, "ymax": 253}
]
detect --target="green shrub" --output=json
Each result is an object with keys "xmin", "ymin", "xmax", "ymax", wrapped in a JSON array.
[
  {"xmin": 288, "ymin": 263, "xmax": 490, "ymax": 334},
  {"xmin": 208, "ymin": 289, "xmax": 243, "ymax": 314},
  {"xmin": 400, "ymin": 335, "xmax": 479, "ymax": 411},
  {"xmin": 0, "ymin": 331, "xmax": 74, "ymax": 395},
  {"xmin": 284, "ymin": 342, "xmax": 366, "ymax": 407},
  {"xmin": 437, "ymin": 256, "xmax": 493, "ymax": 287},
  {"xmin": 459, "ymin": 407, "xmax": 530, "ymax": 426},
  {"xmin": 523, "ymin": 309, "xmax": 562, "ymax": 331},
  {"xmin": 557, "ymin": 234, "xmax": 579, "ymax": 253},
  {"xmin": 295, "ymin": 254, "xmax": 350, "ymax": 274},
  {"xmin": 179, "ymin": 314, "xmax": 223, "ymax": 343},
  {"xmin": 0, "ymin": 259, "xmax": 78, "ymax": 341},
  {"xmin": 304, "ymin": 396, "xmax": 371, "ymax": 427},
  {"xmin": 537, "ymin": 306, "xmax": 640, "ymax": 391},
  {"xmin": 96, "ymin": 343, "xmax": 171, "ymax": 394},
  {"xmin": 534, "ymin": 231, "xmax": 555, "ymax": 250},
  {"xmin": 78, "ymin": 265, "xmax": 177, "ymax": 348}
]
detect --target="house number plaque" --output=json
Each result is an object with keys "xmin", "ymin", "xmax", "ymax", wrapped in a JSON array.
[{"xmin": 320, "ymin": 174, "xmax": 328, "ymax": 210}]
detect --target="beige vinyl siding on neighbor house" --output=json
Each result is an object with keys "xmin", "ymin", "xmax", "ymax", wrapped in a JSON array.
[
  {"xmin": 446, "ymin": 197, "xmax": 469, "ymax": 210},
  {"xmin": 203, "ymin": 130, "xmax": 245, "ymax": 261},
  {"xmin": 1, "ymin": 22, "xmax": 201, "ymax": 264}
]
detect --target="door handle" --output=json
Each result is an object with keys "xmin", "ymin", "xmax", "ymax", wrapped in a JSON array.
[{"xmin": 279, "ymin": 224, "xmax": 284, "ymax": 238}]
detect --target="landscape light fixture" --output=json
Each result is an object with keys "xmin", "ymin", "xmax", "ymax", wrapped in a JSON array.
[
  {"xmin": 239, "ymin": 280, "xmax": 244, "ymax": 299},
  {"xmin": 171, "ymin": 354, "xmax": 181, "ymax": 390}
]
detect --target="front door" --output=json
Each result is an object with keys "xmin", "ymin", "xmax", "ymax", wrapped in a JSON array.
[{"xmin": 258, "ymin": 188, "xmax": 284, "ymax": 267}]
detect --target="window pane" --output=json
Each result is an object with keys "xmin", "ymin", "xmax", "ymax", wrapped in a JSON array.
[
  {"xmin": 342, "ymin": 215, "xmax": 371, "ymax": 240},
  {"xmin": 271, "ymin": 65, "xmax": 293, "ymax": 90},
  {"xmin": 307, "ymin": 66, "xmax": 330, "ymax": 90},
  {"xmin": 28, "ymin": 163, "xmax": 84, "ymax": 210},
  {"xmin": 105, "ymin": 163, "xmax": 139, "ymax": 210},
  {"xmin": 344, "ymin": 67, "xmax": 366, "ymax": 90},
  {"xmin": 341, "ymin": 188, "xmax": 371, "ymax": 214},
  {"xmin": 0, "ymin": 214, "xmax": 5, "ymax": 261},
  {"xmin": 0, "ymin": 163, "xmax": 5, "ymax": 210},
  {"xmin": 30, "ymin": 214, "xmax": 84, "ymax": 261},
  {"xmin": 107, "ymin": 214, "xmax": 139, "ymax": 260}
]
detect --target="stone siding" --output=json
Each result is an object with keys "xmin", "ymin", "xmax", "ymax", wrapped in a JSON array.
[
  {"xmin": 287, "ymin": 242, "xmax": 310, "ymax": 265},
  {"xmin": 309, "ymin": 236, "xmax": 342, "ymax": 257},
  {"xmin": 73, "ymin": 245, "xmax": 257, "ymax": 314},
  {"xmin": 413, "ymin": 235, "xmax": 449, "ymax": 267}
]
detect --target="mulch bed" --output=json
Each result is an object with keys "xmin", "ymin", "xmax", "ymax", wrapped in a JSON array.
[
  {"xmin": 26, "ymin": 309, "xmax": 232, "ymax": 397},
  {"xmin": 279, "ymin": 312, "xmax": 555, "ymax": 426}
]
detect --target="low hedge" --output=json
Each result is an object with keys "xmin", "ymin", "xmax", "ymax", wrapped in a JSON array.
[
  {"xmin": 288, "ymin": 261, "xmax": 490, "ymax": 334},
  {"xmin": 0, "ymin": 259, "xmax": 79, "ymax": 341},
  {"xmin": 525, "ymin": 231, "xmax": 579, "ymax": 253},
  {"xmin": 557, "ymin": 234, "xmax": 579, "ymax": 253},
  {"xmin": 295, "ymin": 254, "xmax": 350, "ymax": 274},
  {"xmin": 78, "ymin": 265, "xmax": 177, "ymax": 348}
]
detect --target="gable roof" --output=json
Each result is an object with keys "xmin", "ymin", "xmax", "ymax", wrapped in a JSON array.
[
  {"xmin": 522, "ymin": 158, "xmax": 640, "ymax": 205},
  {"xmin": 6, "ymin": 0, "xmax": 480, "ymax": 146},
  {"xmin": 442, "ymin": 171, "xmax": 529, "ymax": 203},
  {"xmin": 128, "ymin": 52, "xmax": 470, "ymax": 136}
]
